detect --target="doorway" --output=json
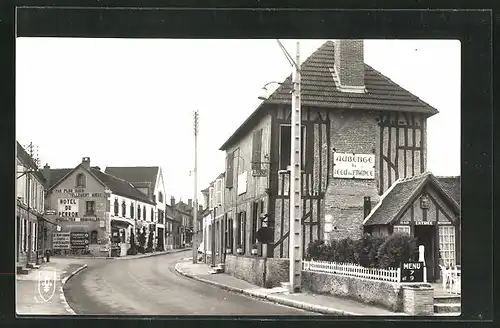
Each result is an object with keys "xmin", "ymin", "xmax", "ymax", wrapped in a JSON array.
[{"xmin": 413, "ymin": 225, "xmax": 437, "ymax": 282}]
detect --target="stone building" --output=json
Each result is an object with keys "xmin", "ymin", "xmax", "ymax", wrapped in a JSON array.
[
  {"xmin": 43, "ymin": 157, "xmax": 156, "ymax": 257},
  {"xmin": 219, "ymin": 39, "xmax": 439, "ymax": 259}
]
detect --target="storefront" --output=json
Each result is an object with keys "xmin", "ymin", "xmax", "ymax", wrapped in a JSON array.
[{"xmin": 363, "ymin": 172, "xmax": 460, "ymax": 282}]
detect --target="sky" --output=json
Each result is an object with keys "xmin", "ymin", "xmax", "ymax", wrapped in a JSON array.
[{"xmin": 16, "ymin": 38, "xmax": 460, "ymax": 206}]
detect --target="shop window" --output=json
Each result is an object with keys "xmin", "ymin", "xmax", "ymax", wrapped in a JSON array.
[
  {"xmin": 76, "ymin": 173, "xmax": 86, "ymax": 188},
  {"xmin": 121, "ymin": 201, "xmax": 126, "ymax": 217},
  {"xmin": 279, "ymin": 125, "xmax": 306, "ymax": 170},
  {"xmin": 86, "ymin": 201, "xmax": 95, "ymax": 215},
  {"xmin": 114, "ymin": 198, "xmax": 119, "ymax": 216},
  {"xmin": 439, "ymin": 226, "xmax": 456, "ymax": 268},
  {"xmin": 90, "ymin": 230, "xmax": 98, "ymax": 244}
]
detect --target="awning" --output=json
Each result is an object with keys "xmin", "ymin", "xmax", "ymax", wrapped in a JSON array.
[
  {"xmin": 38, "ymin": 216, "xmax": 58, "ymax": 226},
  {"xmin": 111, "ymin": 217, "xmax": 134, "ymax": 226}
]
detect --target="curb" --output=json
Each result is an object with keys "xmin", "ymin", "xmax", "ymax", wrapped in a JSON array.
[
  {"xmin": 51, "ymin": 248, "xmax": 192, "ymax": 260},
  {"xmin": 173, "ymin": 263, "xmax": 355, "ymax": 316},
  {"xmin": 60, "ymin": 264, "xmax": 88, "ymax": 315}
]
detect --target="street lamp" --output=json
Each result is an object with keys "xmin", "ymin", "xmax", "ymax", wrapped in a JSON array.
[{"xmin": 259, "ymin": 40, "xmax": 302, "ymax": 293}]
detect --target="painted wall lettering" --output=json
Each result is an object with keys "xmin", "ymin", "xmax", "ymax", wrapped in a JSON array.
[
  {"xmin": 58, "ymin": 198, "xmax": 79, "ymax": 217},
  {"xmin": 333, "ymin": 153, "xmax": 375, "ymax": 179}
]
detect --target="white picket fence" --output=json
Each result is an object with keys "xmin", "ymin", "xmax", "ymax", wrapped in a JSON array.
[{"xmin": 302, "ymin": 259, "xmax": 401, "ymax": 283}]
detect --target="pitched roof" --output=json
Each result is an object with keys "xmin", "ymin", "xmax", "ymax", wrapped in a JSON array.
[
  {"xmin": 104, "ymin": 167, "xmax": 159, "ymax": 186},
  {"xmin": 363, "ymin": 172, "xmax": 460, "ymax": 226},
  {"xmin": 436, "ymin": 176, "xmax": 461, "ymax": 206},
  {"xmin": 47, "ymin": 168, "xmax": 72, "ymax": 189},
  {"xmin": 47, "ymin": 166, "xmax": 155, "ymax": 205},
  {"xmin": 16, "ymin": 141, "xmax": 46, "ymax": 183},
  {"xmin": 90, "ymin": 168, "xmax": 155, "ymax": 205},
  {"xmin": 220, "ymin": 40, "xmax": 438, "ymax": 150}
]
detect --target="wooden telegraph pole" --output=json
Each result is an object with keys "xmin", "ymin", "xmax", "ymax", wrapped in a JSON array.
[{"xmin": 193, "ymin": 111, "xmax": 199, "ymax": 264}]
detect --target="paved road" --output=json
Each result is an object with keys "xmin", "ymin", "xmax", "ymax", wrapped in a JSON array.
[{"xmin": 64, "ymin": 250, "xmax": 315, "ymax": 315}]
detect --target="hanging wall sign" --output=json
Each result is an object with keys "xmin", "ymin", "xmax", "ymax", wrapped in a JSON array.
[{"xmin": 333, "ymin": 153, "xmax": 375, "ymax": 179}]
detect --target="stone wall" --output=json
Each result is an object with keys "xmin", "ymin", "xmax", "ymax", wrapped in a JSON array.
[
  {"xmin": 402, "ymin": 284, "xmax": 434, "ymax": 315},
  {"xmin": 225, "ymin": 254, "xmax": 289, "ymax": 288},
  {"xmin": 302, "ymin": 270, "xmax": 403, "ymax": 312}
]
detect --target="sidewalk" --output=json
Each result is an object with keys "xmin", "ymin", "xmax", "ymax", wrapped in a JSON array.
[
  {"xmin": 175, "ymin": 261, "xmax": 406, "ymax": 316},
  {"xmin": 51, "ymin": 247, "xmax": 192, "ymax": 260},
  {"xmin": 16, "ymin": 257, "xmax": 88, "ymax": 315}
]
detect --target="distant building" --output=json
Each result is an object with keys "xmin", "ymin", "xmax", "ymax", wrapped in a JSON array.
[
  {"xmin": 16, "ymin": 141, "xmax": 51, "ymax": 268},
  {"xmin": 104, "ymin": 166, "xmax": 168, "ymax": 250},
  {"xmin": 43, "ymin": 157, "xmax": 156, "ymax": 257},
  {"xmin": 168, "ymin": 197, "xmax": 197, "ymax": 249}
]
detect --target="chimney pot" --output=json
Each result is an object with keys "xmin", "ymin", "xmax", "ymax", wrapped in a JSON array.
[
  {"xmin": 81, "ymin": 157, "xmax": 91, "ymax": 169},
  {"xmin": 188, "ymin": 199, "xmax": 193, "ymax": 208},
  {"xmin": 42, "ymin": 164, "xmax": 51, "ymax": 189},
  {"xmin": 170, "ymin": 196, "xmax": 176, "ymax": 206}
]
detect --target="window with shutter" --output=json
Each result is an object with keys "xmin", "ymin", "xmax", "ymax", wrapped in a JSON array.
[
  {"xmin": 252, "ymin": 129, "xmax": 263, "ymax": 170},
  {"xmin": 225, "ymin": 152, "xmax": 234, "ymax": 188},
  {"xmin": 215, "ymin": 179, "xmax": 222, "ymax": 206}
]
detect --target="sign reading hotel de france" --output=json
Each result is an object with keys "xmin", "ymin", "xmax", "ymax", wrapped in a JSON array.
[{"xmin": 333, "ymin": 153, "xmax": 375, "ymax": 179}]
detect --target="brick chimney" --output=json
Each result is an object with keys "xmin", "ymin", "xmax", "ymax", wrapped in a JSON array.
[
  {"xmin": 81, "ymin": 157, "xmax": 91, "ymax": 169},
  {"xmin": 43, "ymin": 164, "xmax": 50, "ymax": 189},
  {"xmin": 170, "ymin": 196, "xmax": 175, "ymax": 206},
  {"xmin": 188, "ymin": 199, "xmax": 192, "ymax": 208},
  {"xmin": 333, "ymin": 40, "xmax": 366, "ymax": 93}
]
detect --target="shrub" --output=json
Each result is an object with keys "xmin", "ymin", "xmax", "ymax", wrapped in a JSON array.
[
  {"xmin": 127, "ymin": 247, "xmax": 138, "ymax": 255},
  {"xmin": 336, "ymin": 238, "xmax": 356, "ymax": 263},
  {"xmin": 138, "ymin": 227, "xmax": 147, "ymax": 254},
  {"xmin": 377, "ymin": 233, "xmax": 417, "ymax": 269},
  {"xmin": 306, "ymin": 240, "xmax": 330, "ymax": 261},
  {"xmin": 146, "ymin": 230, "xmax": 154, "ymax": 253},
  {"xmin": 354, "ymin": 233, "xmax": 386, "ymax": 267}
]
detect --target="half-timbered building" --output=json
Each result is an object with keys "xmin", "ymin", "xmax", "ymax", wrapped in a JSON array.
[
  {"xmin": 219, "ymin": 39, "xmax": 440, "ymax": 259},
  {"xmin": 363, "ymin": 172, "xmax": 461, "ymax": 282}
]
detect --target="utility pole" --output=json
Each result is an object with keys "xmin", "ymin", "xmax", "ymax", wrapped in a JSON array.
[
  {"xmin": 193, "ymin": 110, "xmax": 199, "ymax": 264},
  {"xmin": 288, "ymin": 41, "xmax": 302, "ymax": 293},
  {"xmin": 26, "ymin": 142, "xmax": 34, "ymax": 266}
]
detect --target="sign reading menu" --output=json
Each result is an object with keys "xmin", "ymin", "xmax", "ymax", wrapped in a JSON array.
[
  {"xmin": 400, "ymin": 262, "xmax": 424, "ymax": 283},
  {"xmin": 333, "ymin": 153, "xmax": 375, "ymax": 179}
]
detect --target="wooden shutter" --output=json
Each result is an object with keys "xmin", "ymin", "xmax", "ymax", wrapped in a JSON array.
[
  {"xmin": 226, "ymin": 152, "xmax": 234, "ymax": 188},
  {"xmin": 252, "ymin": 129, "xmax": 263, "ymax": 170}
]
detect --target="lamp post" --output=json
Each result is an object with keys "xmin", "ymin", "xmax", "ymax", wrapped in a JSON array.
[{"xmin": 259, "ymin": 40, "xmax": 302, "ymax": 293}]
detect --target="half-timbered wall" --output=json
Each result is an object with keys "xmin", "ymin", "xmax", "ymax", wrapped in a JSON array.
[
  {"xmin": 223, "ymin": 113, "xmax": 272, "ymax": 255},
  {"xmin": 271, "ymin": 106, "xmax": 330, "ymax": 258},
  {"xmin": 379, "ymin": 112, "xmax": 427, "ymax": 195}
]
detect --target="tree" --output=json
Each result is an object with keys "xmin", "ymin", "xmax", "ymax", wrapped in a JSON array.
[{"xmin": 127, "ymin": 231, "xmax": 138, "ymax": 255}]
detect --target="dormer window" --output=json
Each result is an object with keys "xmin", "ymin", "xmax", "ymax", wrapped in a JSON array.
[{"xmin": 76, "ymin": 173, "xmax": 86, "ymax": 188}]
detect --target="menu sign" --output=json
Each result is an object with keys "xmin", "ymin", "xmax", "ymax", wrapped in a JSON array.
[
  {"xmin": 70, "ymin": 231, "xmax": 90, "ymax": 250},
  {"xmin": 400, "ymin": 262, "xmax": 424, "ymax": 283}
]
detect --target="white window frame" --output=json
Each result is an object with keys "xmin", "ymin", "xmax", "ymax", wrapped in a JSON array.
[{"xmin": 439, "ymin": 225, "xmax": 456, "ymax": 267}]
